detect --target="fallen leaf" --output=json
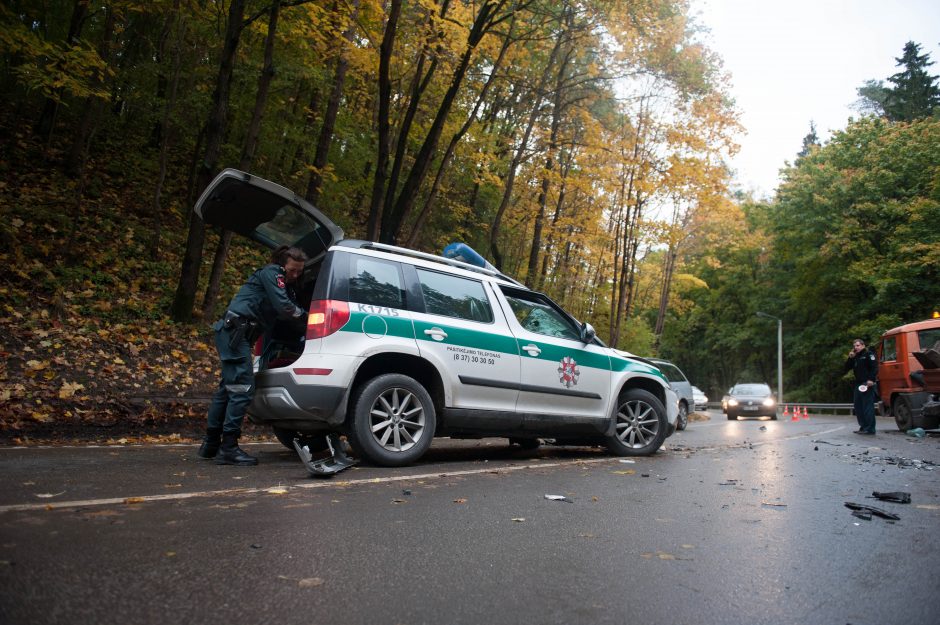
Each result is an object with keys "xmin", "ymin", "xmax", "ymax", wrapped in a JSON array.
[
  {"xmin": 267, "ymin": 487, "xmax": 289, "ymax": 495},
  {"xmin": 298, "ymin": 577, "xmax": 324, "ymax": 588},
  {"xmin": 453, "ymin": 498, "xmax": 467, "ymax": 504},
  {"xmin": 124, "ymin": 497, "xmax": 145, "ymax": 504},
  {"xmin": 511, "ymin": 517, "xmax": 526, "ymax": 522},
  {"xmin": 58, "ymin": 381, "xmax": 85, "ymax": 399},
  {"xmin": 612, "ymin": 469, "xmax": 636, "ymax": 475},
  {"xmin": 391, "ymin": 498, "xmax": 407, "ymax": 504}
]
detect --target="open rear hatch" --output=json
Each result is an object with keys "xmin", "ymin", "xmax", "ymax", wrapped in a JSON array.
[{"xmin": 194, "ymin": 168, "xmax": 343, "ymax": 262}]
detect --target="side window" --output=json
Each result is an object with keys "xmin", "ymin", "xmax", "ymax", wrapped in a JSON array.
[
  {"xmin": 881, "ymin": 337, "xmax": 897, "ymax": 362},
  {"xmin": 416, "ymin": 269, "xmax": 493, "ymax": 323},
  {"xmin": 349, "ymin": 257, "xmax": 405, "ymax": 309},
  {"xmin": 501, "ymin": 288, "xmax": 580, "ymax": 341}
]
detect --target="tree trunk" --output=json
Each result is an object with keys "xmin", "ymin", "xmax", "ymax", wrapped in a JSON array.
[
  {"xmin": 490, "ymin": 32, "xmax": 563, "ymax": 269},
  {"xmin": 404, "ymin": 20, "xmax": 513, "ymax": 247},
  {"xmin": 365, "ymin": 0, "xmax": 402, "ymax": 242},
  {"xmin": 35, "ymin": 0, "xmax": 89, "ymax": 144},
  {"xmin": 170, "ymin": 0, "xmax": 247, "ymax": 322},
  {"xmin": 202, "ymin": 0, "xmax": 281, "ymax": 319},
  {"xmin": 381, "ymin": 0, "xmax": 509, "ymax": 244},
  {"xmin": 150, "ymin": 2, "xmax": 185, "ymax": 256},
  {"xmin": 66, "ymin": 5, "xmax": 117, "ymax": 176},
  {"xmin": 306, "ymin": 0, "xmax": 360, "ymax": 205}
]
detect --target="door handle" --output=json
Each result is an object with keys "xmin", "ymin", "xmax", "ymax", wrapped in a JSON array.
[
  {"xmin": 522, "ymin": 343, "xmax": 541, "ymax": 356},
  {"xmin": 424, "ymin": 327, "xmax": 448, "ymax": 341}
]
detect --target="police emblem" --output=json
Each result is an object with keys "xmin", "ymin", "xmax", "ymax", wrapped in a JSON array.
[{"xmin": 558, "ymin": 356, "xmax": 580, "ymax": 388}]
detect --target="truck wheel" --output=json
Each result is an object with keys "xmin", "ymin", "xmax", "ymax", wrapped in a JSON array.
[
  {"xmin": 605, "ymin": 388, "xmax": 667, "ymax": 456},
  {"xmin": 349, "ymin": 373, "xmax": 436, "ymax": 467},
  {"xmin": 894, "ymin": 396, "xmax": 914, "ymax": 431}
]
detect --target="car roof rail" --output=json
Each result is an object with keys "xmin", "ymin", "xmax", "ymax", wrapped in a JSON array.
[{"xmin": 335, "ymin": 240, "xmax": 525, "ymax": 287}]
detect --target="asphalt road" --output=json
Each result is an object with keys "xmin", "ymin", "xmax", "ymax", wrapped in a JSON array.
[{"xmin": 2, "ymin": 412, "xmax": 939, "ymax": 625}]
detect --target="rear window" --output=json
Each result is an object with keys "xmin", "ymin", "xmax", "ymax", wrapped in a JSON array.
[
  {"xmin": 655, "ymin": 362, "xmax": 687, "ymax": 383},
  {"xmin": 348, "ymin": 257, "xmax": 405, "ymax": 309}
]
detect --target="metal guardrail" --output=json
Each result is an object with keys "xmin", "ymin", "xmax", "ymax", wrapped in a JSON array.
[{"xmin": 702, "ymin": 402, "xmax": 854, "ymax": 415}]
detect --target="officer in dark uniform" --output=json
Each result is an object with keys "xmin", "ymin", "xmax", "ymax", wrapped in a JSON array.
[
  {"xmin": 198, "ymin": 245, "xmax": 308, "ymax": 465},
  {"xmin": 843, "ymin": 338, "xmax": 879, "ymax": 435}
]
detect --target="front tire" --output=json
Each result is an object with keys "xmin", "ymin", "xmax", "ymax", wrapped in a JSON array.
[
  {"xmin": 894, "ymin": 396, "xmax": 914, "ymax": 431},
  {"xmin": 348, "ymin": 374, "xmax": 436, "ymax": 467},
  {"xmin": 605, "ymin": 388, "xmax": 668, "ymax": 456}
]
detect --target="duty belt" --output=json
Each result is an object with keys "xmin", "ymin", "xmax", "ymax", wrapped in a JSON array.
[{"xmin": 223, "ymin": 311, "xmax": 259, "ymax": 348}]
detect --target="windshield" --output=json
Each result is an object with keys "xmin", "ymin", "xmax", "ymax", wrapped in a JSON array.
[{"xmin": 732, "ymin": 384, "xmax": 771, "ymax": 396}]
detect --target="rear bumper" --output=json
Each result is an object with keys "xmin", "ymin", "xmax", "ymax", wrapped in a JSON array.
[{"xmin": 247, "ymin": 369, "xmax": 348, "ymax": 430}]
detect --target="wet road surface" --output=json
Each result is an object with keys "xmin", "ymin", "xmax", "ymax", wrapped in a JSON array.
[{"xmin": 2, "ymin": 413, "xmax": 939, "ymax": 625}]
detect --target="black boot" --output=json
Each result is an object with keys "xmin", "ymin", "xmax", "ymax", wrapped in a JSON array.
[
  {"xmin": 197, "ymin": 428, "xmax": 222, "ymax": 459},
  {"xmin": 215, "ymin": 431, "xmax": 258, "ymax": 466}
]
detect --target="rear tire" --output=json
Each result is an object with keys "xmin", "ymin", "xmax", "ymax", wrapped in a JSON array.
[
  {"xmin": 348, "ymin": 374, "xmax": 436, "ymax": 467},
  {"xmin": 676, "ymin": 401, "xmax": 689, "ymax": 431},
  {"xmin": 605, "ymin": 388, "xmax": 668, "ymax": 456}
]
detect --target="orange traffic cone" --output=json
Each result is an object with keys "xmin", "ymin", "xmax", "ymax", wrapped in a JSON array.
[
  {"xmin": 802, "ymin": 406, "xmax": 809, "ymax": 420},
  {"xmin": 791, "ymin": 405, "xmax": 800, "ymax": 422},
  {"xmin": 783, "ymin": 405, "xmax": 790, "ymax": 420}
]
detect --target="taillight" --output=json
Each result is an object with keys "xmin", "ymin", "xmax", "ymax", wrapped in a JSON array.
[{"xmin": 306, "ymin": 300, "xmax": 350, "ymax": 339}]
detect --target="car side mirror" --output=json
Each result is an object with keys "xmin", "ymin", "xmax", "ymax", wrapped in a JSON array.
[{"xmin": 580, "ymin": 322, "xmax": 596, "ymax": 344}]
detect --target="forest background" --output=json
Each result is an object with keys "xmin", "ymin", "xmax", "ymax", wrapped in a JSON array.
[{"xmin": 0, "ymin": 0, "xmax": 938, "ymax": 441}]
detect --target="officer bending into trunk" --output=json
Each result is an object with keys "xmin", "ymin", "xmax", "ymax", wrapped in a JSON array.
[{"xmin": 199, "ymin": 245, "xmax": 308, "ymax": 465}]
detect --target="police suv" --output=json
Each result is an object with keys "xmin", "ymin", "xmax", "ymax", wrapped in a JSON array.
[{"xmin": 196, "ymin": 169, "xmax": 679, "ymax": 468}]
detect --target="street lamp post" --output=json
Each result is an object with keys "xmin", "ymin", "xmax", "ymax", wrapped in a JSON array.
[{"xmin": 756, "ymin": 312, "xmax": 783, "ymax": 408}]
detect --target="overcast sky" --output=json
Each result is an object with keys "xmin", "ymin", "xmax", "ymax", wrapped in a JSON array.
[{"xmin": 689, "ymin": 0, "xmax": 940, "ymax": 198}]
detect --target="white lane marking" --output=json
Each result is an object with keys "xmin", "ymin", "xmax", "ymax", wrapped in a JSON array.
[
  {"xmin": 0, "ymin": 426, "xmax": 846, "ymax": 514},
  {"xmin": 0, "ymin": 457, "xmax": 616, "ymax": 513}
]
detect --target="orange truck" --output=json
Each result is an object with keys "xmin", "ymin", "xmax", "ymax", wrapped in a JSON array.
[{"xmin": 876, "ymin": 317, "xmax": 940, "ymax": 431}]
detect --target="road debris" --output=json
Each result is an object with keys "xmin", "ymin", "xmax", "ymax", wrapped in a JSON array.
[
  {"xmin": 812, "ymin": 439, "xmax": 841, "ymax": 446},
  {"xmin": 871, "ymin": 491, "xmax": 911, "ymax": 504},
  {"xmin": 844, "ymin": 502, "xmax": 900, "ymax": 521},
  {"xmin": 906, "ymin": 428, "xmax": 926, "ymax": 438},
  {"xmin": 544, "ymin": 494, "xmax": 574, "ymax": 503}
]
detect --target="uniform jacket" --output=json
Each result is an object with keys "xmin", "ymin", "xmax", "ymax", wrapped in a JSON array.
[
  {"xmin": 844, "ymin": 347, "xmax": 878, "ymax": 384},
  {"xmin": 226, "ymin": 263, "xmax": 304, "ymax": 332}
]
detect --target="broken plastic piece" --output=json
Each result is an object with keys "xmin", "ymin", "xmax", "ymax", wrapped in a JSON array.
[
  {"xmin": 544, "ymin": 494, "xmax": 574, "ymax": 503},
  {"xmin": 906, "ymin": 428, "xmax": 926, "ymax": 438},
  {"xmin": 871, "ymin": 491, "xmax": 911, "ymax": 504},
  {"xmin": 844, "ymin": 501, "xmax": 900, "ymax": 520},
  {"xmin": 293, "ymin": 434, "xmax": 358, "ymax": 477}
]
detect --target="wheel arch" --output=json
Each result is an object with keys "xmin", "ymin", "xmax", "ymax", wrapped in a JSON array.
[
  {"xmin": 618, "ymin": 375, "xmax": 668, "ymax": 407},
  {"xmin": 349, "ymin": 352, "xmax": 446, "ymax": 425}
]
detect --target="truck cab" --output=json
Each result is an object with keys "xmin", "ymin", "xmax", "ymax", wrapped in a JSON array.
[{"xmin": 876, "ymin": 317, "xmax": 940, "ymax": 431}]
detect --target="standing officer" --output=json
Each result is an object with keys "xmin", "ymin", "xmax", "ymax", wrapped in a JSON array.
[
  {"xmin": 844, "ymin": 338, "xmax": 878, "ymax": 435},
  {"xmin": 198, "ymin": 245, "xmax": 308, "ymax": 465}
]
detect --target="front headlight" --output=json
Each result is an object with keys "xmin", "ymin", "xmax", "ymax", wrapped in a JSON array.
[
  {"xmin": 728, "ymin": 399, "xmax": 739, "ymax": 407},
  {"xmin": 762, "ymin": 397, "xmax": 776, "ymax": 407}
]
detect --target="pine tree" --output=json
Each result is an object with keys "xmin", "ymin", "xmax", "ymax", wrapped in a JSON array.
[
  {"xmin": 796, "ymin": 120, "xmax": 819, "ymax": 160},
  {"xmin": 855, "ymin": 41, "xmax": 940, "ymax": 122}
]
